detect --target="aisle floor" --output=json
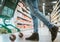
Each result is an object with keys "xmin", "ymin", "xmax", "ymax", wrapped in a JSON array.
[{"xmin": 0, "ymin": 27, "xmax": 60, "ymax": 42}]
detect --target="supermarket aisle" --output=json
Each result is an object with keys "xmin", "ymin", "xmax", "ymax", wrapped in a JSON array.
[{"xmin": 0, "ymin": 27, "xmax": 60, "ymax": 42}]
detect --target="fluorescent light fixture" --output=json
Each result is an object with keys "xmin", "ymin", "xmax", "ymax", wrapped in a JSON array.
[{"xmin": 51, "ymin": 1, "xmax": 57, "ymax": 3}]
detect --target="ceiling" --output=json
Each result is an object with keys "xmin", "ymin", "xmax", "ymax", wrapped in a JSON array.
[{"xmin": 38, "ymin": 0, "xmax": 58, "ymax": 15}]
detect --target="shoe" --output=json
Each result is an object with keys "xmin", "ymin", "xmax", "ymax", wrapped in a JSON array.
[
  {"xmin": 25, "ymin": 32, "xmax": 39, "ymax": 41},
  {"xmin": 49, "ymin": 26, "xmax": 58, "ymax": 42}
]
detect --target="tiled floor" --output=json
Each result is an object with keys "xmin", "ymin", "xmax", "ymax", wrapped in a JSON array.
[{"xmin": 0, "ymin": 27, "xmax": 60, "ymax": 42}]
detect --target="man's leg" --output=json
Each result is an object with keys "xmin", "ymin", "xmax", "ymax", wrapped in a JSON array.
[
  {"xmin": 31, "ymin": 15, "xmax": 38, "ymax": 33},
  {"xmin": 26, "ymin": 15, "xmax": 39, "ymax": 40},
  {"xmin": 26, "ymin": 0, "xmax": 58, "ymax": 41}
]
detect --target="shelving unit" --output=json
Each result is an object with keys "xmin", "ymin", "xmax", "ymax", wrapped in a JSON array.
[
  {"xmin": 14, "ymin": 1, "xmax": 33, "ymax": 30},
  {"xmin": 51, "ymin": 1, "xmax": 60, "ymax": 26},
  {"xmin": 51, "ymin": 2, "xmax": 60, "ymax": 22}
]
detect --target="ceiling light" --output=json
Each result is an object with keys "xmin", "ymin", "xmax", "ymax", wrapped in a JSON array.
[{"xmin": 51, "ymin": 1, "xmax": 57, "ymax": 3}]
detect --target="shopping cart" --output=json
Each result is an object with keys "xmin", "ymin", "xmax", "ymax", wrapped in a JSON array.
[{"xmin": 0, "ymin": 0, "xmax": 23, "ymax": 41}]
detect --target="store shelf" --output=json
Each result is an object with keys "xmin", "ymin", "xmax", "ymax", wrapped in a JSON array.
[
  {"xmin": 52, "ymin": 2, "xmax": 60, "ymax": 13},
  {"xmin": 18, "ymin": 1, "xmax": 30, "ymax": 12},
  {"xmin": 52, "ymin": 20, "xmax": 58, "ymax": 24},
  {"xmin": 17, "ymin": 23, "xmax": 31, "ymax": 26},
  {"xmin": 17, "ymin": 16, "xmax": 31, "ymax": 22},
  {"xmin": 15, "ymin": 1, "xmax": 33, "ymax": 29},
  {"xmin": 17, "ymin": 10, "xmax": 31, "ymax": 19},
  {"xmin": 51, "ymin": 5, "xmax": 60, "ymax": 16},
  {"xmin": 51, "ymin": 10, "xmax": 60, "ymax": 19},
  {"xmin": 51, "ymin": 14, "xmax": 60, "ymax": 22},
  {"xmin": 51, "ymin": 1, "xmax": 60, "ymax": 25},
  {"xmin": 19, "ymin": 1, "xmax": 30, "ymax": 11},
  {"xmin": 18, "ymin": 4, "xmax": 29, "ymax": 14}
]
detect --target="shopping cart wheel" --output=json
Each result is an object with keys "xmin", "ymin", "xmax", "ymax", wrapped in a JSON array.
[
  {"xmin": 9, "ymin": 34, "xmax": 16, "ymax": 41},
  {"xmin": 19, "ymin": 32, "xmax": 23, "ymax": 38}
]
